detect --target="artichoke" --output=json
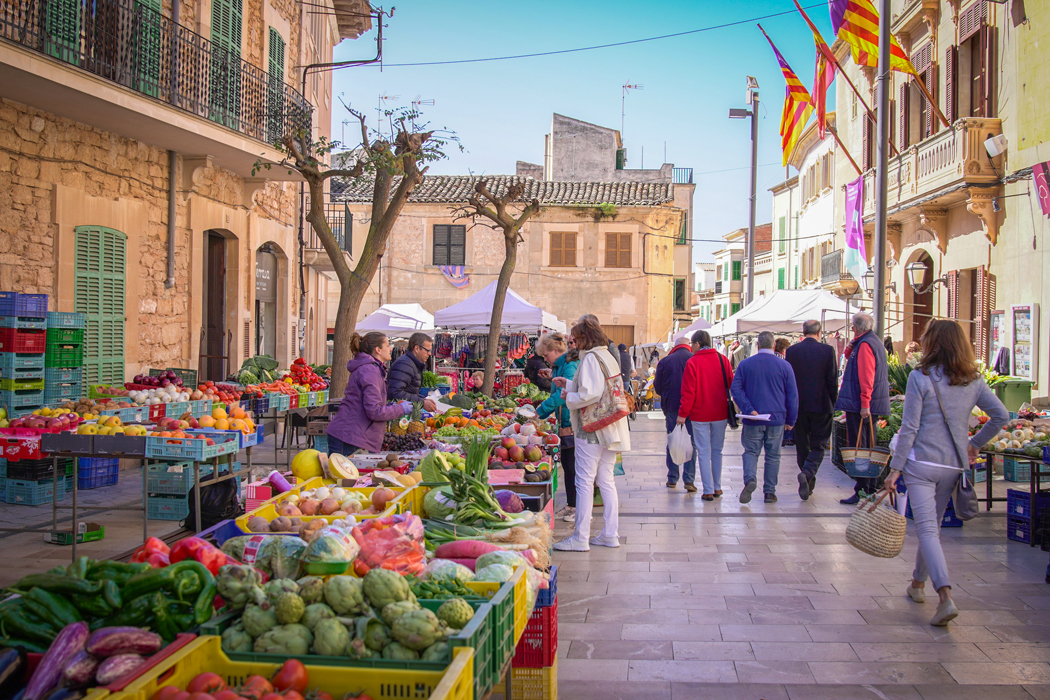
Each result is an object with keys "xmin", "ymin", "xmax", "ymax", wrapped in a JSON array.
[
  {"xmin": 297, "ymin": 576, "xmax": 325, "ymax": 605},
  {"xmin": 312, "ymin": 617, "xmax": 350, "ymax": 656},
  {"xmin": 421, "ymin": 641, "xmax": 449, "ymax": 662},
  {"xmin": 301, "ymin": 603, "xmax": 336, "ymax": 631},
  {"xmin": 362, "ymin": 618, "xmax": 392, "ymax": 651},
  {"xmin": 273, "ymin": 591, "xmax": 306, "ymax": 624},
  {"xmin": 216, "ymin": 564, "xmax": 268, "ymax": 610},
  {"xmin": 253, "ymin": 623, "xmax": 314, "ymax": 656},
  {"xmin": 436, "ymin": 598, "xmax": 474, "ymax": 629},
  {"xmin": 242, "ymin": 603, "xmax": 278, "ymax": 637},
  {"xmin": 348, "ymin": 637, "xmax": 376, "ymax": 659},
  {"xmin": 221, "ymin": 622, "xmax": 253, "ymax": 652},
  {"xmin": 324, "ymin": 576, "xmax": 365, "ymax": 615},
  {"xmin": 363, "ymin": 568, "xmax": 411, "ymax": 609},
  {"xmin": 265, "ymin": 579, "xmax": 300, "ymax": 600},
  {"xmin": 391, "ymin": 609, "xmax": 443, "ymax": 651},
  {"xmin": 380, "ymin": 600, "xmax": 420, "ymax": 627},
  {"xmin": 381, "ymin": 641, "xmax": 420, "ymax": 661}
]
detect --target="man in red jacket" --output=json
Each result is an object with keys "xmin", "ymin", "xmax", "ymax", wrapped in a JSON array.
[{"xmin": 676, "ymin": 331, "xmax": 734, "ymax": 500}]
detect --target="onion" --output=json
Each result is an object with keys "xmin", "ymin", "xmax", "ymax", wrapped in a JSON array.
[
  {"xmin": 320, "ymin": 498, "xmax": 340, "ymax": 515},
  {"xmin": 314, "ymin": 487, "xmax": 331, "ymax": 501},
  {"xmin": 331, "ymin": 487, "xmax": 347, "ymax": 501},
  {"xmin": 372, "ymin": 487, "xmax": 396, "ymax": 511}
]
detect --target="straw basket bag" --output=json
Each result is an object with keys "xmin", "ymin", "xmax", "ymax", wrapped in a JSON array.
[
  {"xmin": 841, "ymin": 416, "xmax": 892, "ymax": 478},
  {"xmin": 845, "ymin": 490, "xmax": 907, "ymax": 558}
]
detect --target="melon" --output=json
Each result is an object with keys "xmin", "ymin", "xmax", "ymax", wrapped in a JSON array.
[
  {"xmin": 291, "ymin": 448, "xmax": 324, "ymax": 480},
  {"xmin": 329, "ymin": 453, "xmax": 360, "ymax": 479}
]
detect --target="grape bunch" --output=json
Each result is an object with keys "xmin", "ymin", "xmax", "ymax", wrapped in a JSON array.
[{"xmin": 382, "ymin": 432, "xmax": 425, "ymax": 452}]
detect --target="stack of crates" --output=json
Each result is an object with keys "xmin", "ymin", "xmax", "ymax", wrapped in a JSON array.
[
  {"xmin": 44, "ymin": 313, "xmax": 86, "ymax": 404},
  {"xmin": 509, "ymin": 566, "xmax": 558, "ymax": 699},
  {"xmin": 147, "ymin": 461, "xmax": 242, "ymax": 521},
  {"xmin": 0, "ymin": 292, "xmax": 48, "ymax": 417},
  {"xmin": 1006, "ymin": 488, "xmax": 1050, "ymax": 546},
  {"xmin": 3, "ymin": 456, "xmax": 73, "ymax": 506}
]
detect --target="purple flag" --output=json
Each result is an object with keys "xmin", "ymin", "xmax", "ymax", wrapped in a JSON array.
[
  {"xmin": 828, "ymin": 0, "xmax": 849, "ymax": 34},
  {"xmin": 1035, "ymin": 161, "xmax": 1050, "ymax": 218},
  {"xmin": 843, "ymin": 176, "xmax": 866, "ymax": 280}
]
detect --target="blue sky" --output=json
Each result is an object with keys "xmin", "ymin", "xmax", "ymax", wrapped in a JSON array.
[{"xmin": 330, "ymin": 0, "xmax": 837, "ymax": 261}]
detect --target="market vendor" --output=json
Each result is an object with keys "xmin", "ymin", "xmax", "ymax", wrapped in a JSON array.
[
  {"xmin": 387, "ymin": 332, "xmax": 437, "ymax": 412},
  {"xmin": 326, "ymin": 332, "xmax": 413, "ymax": 456},
  {"xmin": 524, "ymin": 344, "xmax": 553, "ymax": 393}
]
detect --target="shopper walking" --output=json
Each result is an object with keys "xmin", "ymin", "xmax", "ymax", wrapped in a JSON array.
[
  {"xmin": 617, "ymin": 343, "xmax": 634, "ymax": 385},
  {"xmin": 784, "ymin": 320, "xmax": 839, "ymax": 500},
  {"xmin": 730, "ymin": 331, "xmax": 798, "ymax": 503},
  {"xmin": 836, "ymin": 312, "xmax": 891, "ymax": 505},
  {"xmin": 677, "ymin": 330, "xmax": 734, "ymax": 500},
  {"xmin": 884, "ymin": 320, "xmax": 1008, "ymax": 626},
  {"xmin": 386, "ymin": 332, "xmax": 438, "ymax": 412},
  {"xmin": 535, "ymin": 333, "xmax": 579, "ymax": 522},
  {"xmin": 553, "ymin": 317, "xmax": 630, "ymax": 552},
  {"xmin": 654, "ymin": 336, "xmax": 696, "ymax": 491},
  {"xmin": 326, "ymin": 332, "xmax": 412, "ymax": 456}
]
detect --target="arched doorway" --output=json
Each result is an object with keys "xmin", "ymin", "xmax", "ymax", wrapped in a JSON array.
[
  {"xmin": 907, "ymin": 250, "xmax": 934, "ymax": 345},
  {"xmin": 255, "ymin": 244, "xmax": 278, "ymax": 358},
  {"xmin": 202, "ymin": 229, "xmax": 236, "ymax": 381}
]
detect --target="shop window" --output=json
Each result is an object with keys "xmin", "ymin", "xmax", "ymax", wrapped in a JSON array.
[{"xmin": 433, "ymin": 224, "xmax": 465, "ymax": 266}]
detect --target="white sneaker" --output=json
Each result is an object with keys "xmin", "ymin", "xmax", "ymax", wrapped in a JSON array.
[
  {"xmin": 930, "ymin": 598, "xmax": 959, "ymax": 626},
  {"xmin": 561, "ymin": 506, "xmax": 576, "ymax": 522},
  {"xmin": 906, "ymin": 585, "xmax": 926, "ymax": 603},
  {"xmin": 589, "ymin": 534, "xmax": 620, "ymax": 548},
  {"xmin": 553, "ymin": 537, "xmax": 590, "ymax": 552}
]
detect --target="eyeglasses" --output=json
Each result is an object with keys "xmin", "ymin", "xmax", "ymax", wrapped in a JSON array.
[{"xmin": 420, "ymin": 346, "xmax": 432, "ymax": 354}]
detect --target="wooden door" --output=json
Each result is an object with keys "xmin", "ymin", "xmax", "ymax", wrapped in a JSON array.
[
  {"xmin": 603, "ymin": 325, "xmax": 635, "ymax": 349},
  {"xmin": 204, "ymin": 232, "xmax": 227, "ymax": 381}
]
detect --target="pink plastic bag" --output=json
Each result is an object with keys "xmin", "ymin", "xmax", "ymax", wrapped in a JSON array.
[{"xmin": 351, "ymin": 513, "xmax": 427, "ymax": 575}]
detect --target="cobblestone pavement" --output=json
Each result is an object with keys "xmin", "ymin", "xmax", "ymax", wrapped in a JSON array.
[{"xmin": 551, "ymin": 413, "xmax": 1050, "ymax": 699}]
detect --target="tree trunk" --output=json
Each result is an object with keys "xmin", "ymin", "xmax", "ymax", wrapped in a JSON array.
[{"xmin": 482, "ymin": 232, "xmax": 517, "ymax": 397}]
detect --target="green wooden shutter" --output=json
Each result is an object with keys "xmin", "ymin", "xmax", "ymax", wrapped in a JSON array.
[
  {"xmin": 74, "ymin": 227, "xmax": 126, "ymax": 384},
  {"xmin": 731, "ymin": 303, "xmax": 741, "ymax": 315},
  {"xmin": 778, "ymin": 268, "xmax": 786, "ymax": 289},
  {"xmin": 136, "ymin": 0, "xmax": 162, "ymax": 96},
  {"xmin": 210, "ymin": 0, "xmax": 243, "ymax": 129},
  {"xmin": 43, "ymin": 0, "xmax": 81, "ymax": 65},
  {"xmin": 267, "ymin": 28, "xmax": 285, "ymax": 144},
  {"xmin": 778, "ymin": 217, "xmax": 786, "ymax": 253},
  {"xmin": 732, "ymin": 261, "xmax": 741, "ymax": 281}
]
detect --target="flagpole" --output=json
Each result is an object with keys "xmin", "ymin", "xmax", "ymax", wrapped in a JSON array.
[
  {"xmin": 873, "ymin": 0, "xmax": 891, "ymax": 337},
  {"xmin": 911, "ymin": 74, "xmax": 951, "ymax": 129},
  {"xmin": 828, "ymin": 124, "xmax": 862, "ymax": 175},
  {"xmin": 840, "ymin": 67, "xmax": 900, "ymax": 158}
]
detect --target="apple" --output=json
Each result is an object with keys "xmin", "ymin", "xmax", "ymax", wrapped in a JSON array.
[
  {"xmin": 494, "ymin": 447, "xmax": 509, "ymax": 461},
  {"xmin": 512, "ymin": 423, "xmax": 521, "ymax": 433}
]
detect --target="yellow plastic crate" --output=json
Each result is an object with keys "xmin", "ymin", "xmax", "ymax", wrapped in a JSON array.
[
  {"xmin": 466, "ymin": 562, "xmax": 530, "ymax": 645},
  {"xmin": 507, "ymin": 657, "xmax": 557, "ymax": 700},
  {"xmin": 83, "ymin": 689, "xmax": 109, "ymax": 700},
  {"xmin": 235, "ymin": 476, "xmax": 410, "ymax": 533},
  {"xmin": 108, "ymin": 637, "xmax": 473, "ymax": 700}
]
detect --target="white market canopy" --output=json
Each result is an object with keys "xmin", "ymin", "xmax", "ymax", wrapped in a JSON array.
[
  {"xmin": 709, "ymin": 289, "xmax": 861, "ymax": 337},
  {"xmin": 434, "ymin": 281, "xmax": 567, "ymax": 333},
  {"xmin": 671, "ymin": 317, "xmax": 713, "ymax": 344},
  {"xmin": 355, "ymin": 304, "xmax": 435, "ymax": 337}
]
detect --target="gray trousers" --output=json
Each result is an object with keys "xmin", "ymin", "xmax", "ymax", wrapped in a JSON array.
[{"xmin": 902, "ymin": 461, "xmax": 961, "ymax": 590}]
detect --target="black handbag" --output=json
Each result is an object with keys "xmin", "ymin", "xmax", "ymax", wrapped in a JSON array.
[{"xmin": 719, "ymin": 353, "xmax": 739, "ymax": 430}]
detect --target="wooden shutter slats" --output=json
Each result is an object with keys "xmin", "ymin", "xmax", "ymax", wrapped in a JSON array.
[
  {"xmin": 565, "ymin": 232, "xmax": 576, "ymax": 267},
  {"xmin": 549, "ymin": 232, "xmax": 562, "ymax": 267},
  {"xmin": 898, "ymin": 83, "xmax": 910, "ymax": 150},
  {"xmin": 960, "ymin": 0, "xmax": 986, "ymax": 43},
  {"xmin": 433, "ymin": 225, "xmax": 449, "ymax": 266},
  {"xmin": 945, "ymin": 45, "xmax": 958, "ymax": 124},
  {"xmin": 946, "ymin": 269, "xmax": 959, "ymax": 320},
  {"xmin": 449, "ymin": 225, "xmax": 465, "ymax": 265},
  {"xmin": 605, "ymin": 233, "xmax": 617, "ymax": 268}
]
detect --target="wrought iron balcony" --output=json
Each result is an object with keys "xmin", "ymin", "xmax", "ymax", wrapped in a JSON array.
[
  {"xmin": 820, "ymin": 249, "xmax": 856, "ymax": 290},
  {"xmin": 303, "ymin": 196, "xmax": 352, "ymax": 271},
  {"xmin": 0, "ymin": 0, "xmax": 311, "ymax": 145}
]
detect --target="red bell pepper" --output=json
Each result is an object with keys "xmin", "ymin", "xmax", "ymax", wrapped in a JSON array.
[
  {"xmin": 130, "ymin": 536, "xmax": 171, "ymax": 564},
  {"xmin": 147, "ymin": 552, "xmax": 170, "ymax": 568},
  {"xmin": 169, "ymin": 536, "xmax": 228, "ymax": 575}
]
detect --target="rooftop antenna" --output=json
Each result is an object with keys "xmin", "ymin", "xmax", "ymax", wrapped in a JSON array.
[
  {"xmin": 621, "ymin": 82, "xmax": 643, "ymax": 140},
  {"xmin": 376, "ymin": 93, "xmax": 399, "ymax": 137},
  {"xmin": 410, "ymin": 95, "xmax": 434, "ymax": 128}
]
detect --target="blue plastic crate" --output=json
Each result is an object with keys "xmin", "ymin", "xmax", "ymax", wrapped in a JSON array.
[
  {"xmin": 0, "ymin": 478, "xmax": 5, "ymax": 501},
  {"xmin": 1006, "ymin": 489, "xmax": 1050, "ymax": 520},
  {"xmin": 0, "ymin": 459, "xmax": 5, "ymax": 479},
  {"xmin": 147, "ymin": 461, "xmax": 215, "ymax": 494},
  {"xmin": 44, "ymin": 367, "xmax": 82, "ymax": 384},
  {"xmin": 44, "ymin": 383, "xmax": 82, "ymax": 404},
  {"xmin": 187, "ymin": 424, "xmax": 264, "ymax": 450},
  {"xmin": 0, "ymin": 366, "xmax": 44, "ymax": 382},
  {"xmin": 0, "ymin": 293, "xmax": 47, "ymax": 318},
  {"xmin": 144, "ymin": 433, "xmax": 240, "ymax": 460},
  {"xmin": 5, "ymin": 477, "xmax": 64, "ymax": 505},
  {"xmin": 0, "ymin": 353, "xmax": 44, "ymax": 372},
  {"xmin": 45, "ymin": 312, "xmax": 85, "ymax": 329},
  {"xmin": 98, "ymin": 406, "xmax": 143, "ymax": 423},
  {"xmin": 1007, "ymin": 516, "xmax": 1031, "ymax": 544},
  {"xmin": 0, "ymin": 317, "xmax": 46, "ymax": 330},
  {"xmin": 312, "ymin": 434, "xmax": 327, "ymax": 453},
  {"xmin": 0, "ymin": 389, "xmax": 44, "ymax": 408},
  {"xmin": 9, "ymin": 405, "xmax": 42, "ymax": 418},
  {"xmin": 905, "ymin": 495, "xmax": 963, "ymax": 527},
  {"xmin": 147, "ymin": 494, "xmax": 190, "ymax": 520},
  {"xmin": 1004, "ymin": 457, "xmax": 1050, "ymax": 483},
  {"xmin": 536, "ymin": 565, "xmax": 558, "ymax": 608},
  {"xmin": 253, "ymin": 395, "xmax": 271, "ymax": 414},
  {"xmin": 76, "ymin": 457, "xmax": 119, "ymax": 490}
]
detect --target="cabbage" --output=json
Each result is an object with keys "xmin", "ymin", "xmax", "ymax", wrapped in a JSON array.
[
  {"xmin": 474, "ymin": 564, "xmax": 514, "ymax": 583},
  {"xmin": 424, "ymin": 486, "xmax": 457, "ymax": 520},
  {"xmin": 475, "ymin": 550, "xmax": 524, "ymax": 571},
  {"xmin": 420, "ymin": 450, "xmax": 451, "ymax": 483},
  {"xmin": 424, "ymin": 559, "xmax": 475, "ymax": 582},
  {"xmin": 494, "ymin": 490, "xmax": 524, "ymax": 514}
]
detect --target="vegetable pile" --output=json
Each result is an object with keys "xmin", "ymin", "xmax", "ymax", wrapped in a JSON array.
[
  {"xmin": 149, "ymin": 658, "xmax": 375, "ymax": 700},
  {"xmin": 282, "ymin": 359, "xmax": 328, "ymax": 392}
]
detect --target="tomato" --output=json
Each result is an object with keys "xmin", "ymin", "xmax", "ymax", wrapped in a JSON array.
[
  {"xmin": 187, "ymin": 693, "xmax": 215, "ymax": 700},
  {"xmin": 239, "ymin": 676, "xmax": 274, "ymax": 700},
  {"xmin": 282, "ymin": 692, "xmax": 305, "ymax": 700},
  {"xmin": 271, "ymin": 660, "xmax": 308, "ymax": 694},
  {"xmin": 345, "ymin": 695, "xmax": 374, "ymax": 700},
  {"xmin": 187, "ymin": 673, "xmax": 226, "ymax": 694},
  {"xmin": 151, "ymin": 686, "xmax": 186, "ymax": 700},
  {"xmin": 258, "ymin": 694, "xmax": 284, "ymax": 700},
  {"xmin": 213, "ymin": 691, "xmax": 241, "ymax": 700}
]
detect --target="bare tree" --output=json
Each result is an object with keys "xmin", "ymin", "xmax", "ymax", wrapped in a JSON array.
[
  {"xmin": 256, "ymin": 108, "xmax": 455, "ymax": 398},
  {"xmin": 454, "ymin": 180, "xmax": 541, "ymax": 397}
]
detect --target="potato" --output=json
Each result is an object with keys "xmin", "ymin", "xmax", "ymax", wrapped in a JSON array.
[
  {"xmin": 376, "ymin": 461, "xmax": 389, "ymax": 470},
  {"xmin": 299, "ymin": 519, "xmax": 326, "ymax": 542},
  {"xmin": 247, "ymin": 516, "xmax": 270, "ymax": 533},
  {"xmin": 270, "ymin": 516, "xmax": 292, "ymax": 532}
]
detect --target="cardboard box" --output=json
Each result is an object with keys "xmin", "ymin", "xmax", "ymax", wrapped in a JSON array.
[{"xmin": 46, "ymin": 522, "xmax": 105, "ymax": 545}]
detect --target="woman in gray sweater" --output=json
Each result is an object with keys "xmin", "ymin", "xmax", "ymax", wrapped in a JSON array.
[{"xmin": 885, "ymin": 320, "xmax": 1009, "ymax": 626}]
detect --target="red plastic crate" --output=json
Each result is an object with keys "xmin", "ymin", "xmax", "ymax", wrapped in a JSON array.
[
  {"xmin": 0, "ymin": 328, "xmax": 46, "ymax": 353},
  {"xmin": 512, "ymin": 595, "xmax": 557, "ymax": 668}
]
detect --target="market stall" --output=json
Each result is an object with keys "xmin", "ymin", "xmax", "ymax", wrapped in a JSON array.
[
  {"xmin": 434, "ymin": 281, "xmax": 566, "ymax": 334},
  {"xmin": 354, "ymin": 304, "xmax": 435, "ymax": 337},
  {"xmin": 670, "ymin": 317, "xmax": 712, "ymax": 345}
]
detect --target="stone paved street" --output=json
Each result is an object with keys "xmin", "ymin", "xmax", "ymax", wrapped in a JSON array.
[{"xmin": 550, "ymin": 413, "xmax": 1050, "ymax": 699}]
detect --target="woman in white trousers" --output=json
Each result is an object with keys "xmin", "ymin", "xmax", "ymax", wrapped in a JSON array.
[{"xmin": 552, "ymin": 318, "xmax": 631, "ymax": 552}]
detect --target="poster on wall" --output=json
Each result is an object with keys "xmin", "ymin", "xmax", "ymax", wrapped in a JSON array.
[
  {"xmin": 1010, "ymin": 304, "xmax": 1039, "ymax": 384},
  {"xmin": 990, "ymin": 310, "xmax": 1007, "ymax": 373}
]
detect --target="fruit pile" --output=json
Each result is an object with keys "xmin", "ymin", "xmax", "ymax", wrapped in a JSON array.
[
  {"xmin": 50, "ymin": 399, "xmax": 125, "ymax": 419},
  {"xmin": 77, "ymin": 416, "xmax": 149, "ymax": 436},
  {"xmin": 381, "ymin": 433, "xmax": 425, "ymax": 452},
  {"xmin": 6, "ymin": 411, "xmax": 81, "ymax": 431},
  {"xmin": 131, "ymin": 371, "xmax": 185, "ymax": 388},
  {"xmin": 198, "ymin": 405, "xmax": 256, "ymax": 435},
  {"xmin": 197, "ymin": 382, "xmax": 241, "ymax": 404},
  {"xmin": 282, "ymin": 359, "xmax": 327, "ymax": 392}
]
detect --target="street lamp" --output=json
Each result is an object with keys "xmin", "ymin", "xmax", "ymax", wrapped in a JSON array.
[
  {"xmin": 730, "ymin": 76, "xmax": 759, "ymax": 306},
  {"xmin": 905, "ymin": 259, "xmax": 949, "ymax": 294},
  {"xmin": 862, "ymin": 267, "xmax": 896, "ymax": 297}
]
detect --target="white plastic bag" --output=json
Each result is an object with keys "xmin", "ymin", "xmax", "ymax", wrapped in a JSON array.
[{"xmin": 668, "ymin": 424, "xmax": 693, "ymax": 465}]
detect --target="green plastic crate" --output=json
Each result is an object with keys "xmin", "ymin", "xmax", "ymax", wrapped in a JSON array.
[
  {"xmin": 485, "ymin": 578, "xmax": 517, "ymax": 687},
  {"xmin": 46, "ymin": 328, "xmax": 84, "ymax": 345},
  {"xmin": 45, "ymin": 346, "xmax": 83, "ymax": 367},
  {"xmin": 0, "ymin": 377, "xmax": 44, "ymax": 391}
]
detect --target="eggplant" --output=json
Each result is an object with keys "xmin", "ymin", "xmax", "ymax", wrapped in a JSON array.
[
  {"xmin": 94, "ymin": 655, "xmax": 145, "ymax": 686},
  {"xmin": 60, "ymin": 652, "xmax": 98, "ymax": 688},
  {"xmin": 85, "ymin": 629, "xmax": 161, "ymax": 658},
  {"xmin": 0, "ymin": 647, "xmax": 27, "ymax": 700},
  {"xmin": 25, "ymin": 623, "xmax": 88, "ymax": 700}
]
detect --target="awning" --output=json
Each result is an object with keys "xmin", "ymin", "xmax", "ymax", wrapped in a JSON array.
[
  {"xmin": 708, "ymin": 290, "xmax": 860, "ymax": 337},
  {"xmin": 355, "ymin": 304, "xmax": 435, "ymax": 338},
  {"xmin": 434, "ymin": 281, "xmax": 566, "ymax": 333}
]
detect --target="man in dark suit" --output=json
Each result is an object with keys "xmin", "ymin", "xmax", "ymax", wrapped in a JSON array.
[
  {"xmin": 784, "ymin": 320, "xmax": 839, "ymax": 500},
  {"xmin": 653, "ymin": 336, "xmax": 697, "ymax": 490}
]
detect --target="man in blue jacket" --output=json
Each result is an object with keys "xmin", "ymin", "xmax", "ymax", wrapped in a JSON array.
[
  {"xmin": 387, "ymin": 332, "xmax": 437, "ymax": 412},
  {"xmin": 654, "ymin": 336, "xmax": 697, "ymax": 490},
  {"xmin": 731, "ymin": 331, "xmax": 799, "ymax": 503}
]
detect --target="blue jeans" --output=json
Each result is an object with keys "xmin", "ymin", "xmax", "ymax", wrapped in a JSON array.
[
  {"xmin": 665, "ymin": 412, "xmax": 696, "ymax": 484},
  {"xmin": 691, "ymin": 420, "xmax": 727, "ymax": 495},
  {"xmin": 326, "ymin": 434, "xmax": 361, "ymax": 457},
  {"xmin": 741, "ymin": 423, "xmax": 785, "ymax": 495}
]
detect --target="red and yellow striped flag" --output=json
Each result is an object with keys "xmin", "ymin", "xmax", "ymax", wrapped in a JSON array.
[
  {"xmin": 758, "ymin": 25, "xmax": 814, "ymax": 166},
  {"xmin": 793, "ymin": 0, "xmax": 836, "ymax": 139},
  {"xmin": 829, "ymin": 0, "xmax": 917, "ymax": 75}
]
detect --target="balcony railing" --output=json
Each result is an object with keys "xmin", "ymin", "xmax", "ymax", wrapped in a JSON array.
[
  {"xmin": 820, "ymin": 249, "xmax": 855, "ymax": 289},
  {"xmin": 1, "ymin": 0, "xmax": 311, "ymax": 144},
  {"xmin": 305, "ymin": 197, "xmax": 352, "ymax": 253},
  {"xmin": 672, "ymin": 167, "xmax": 693, "ymax": 184},
  {"xmin": 862, "ymin": 117, "xmax": 1001, "ymax": 215}
]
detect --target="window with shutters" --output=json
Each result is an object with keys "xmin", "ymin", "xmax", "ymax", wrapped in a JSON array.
[
  {"xmin": 267, "ymin": 28, "xmax": 286, "ymax": 145},
  {"xmin": 946, "ymin": 269, "xmax": 960, "ymax": 320},
  {"xmin": 674, "ymin": 279, "xmax": 686, "ymax": 311},
  {"xmin": 898, "ymin": 82, "xmax": 910, "ymax": 150},
  {"xmin": 210, "ymin": 0, "xmax": 243, "ymax": 129},
  {"xmin": 911, "ymin": 43, "xmax": 938, "ymax": 140},
  {"xmin": 778, "ymin": 217, "xmax": 786, "ymax": 254},
  {"xmin": 74, "ymin": 226, "xmax": 126, "ymax": 384},
  {"xmin": 433, "ymin": 225, "xmax": 466, "ymax": 266},
  {"xmin": 778, "ymin": 268, "xmax": 785, "ymax": 290},
  {"xmin": 137, "ymin": 0, "xmax": 162, "ymax": 96},
  {"xmin": 945, "ymin": 45, "xmax": 958, "ymax": 124},
  {"xmin": 604, "ymin": 232, "xmax": 632, "ymax": 268},
  {"xmin": 42, "ymin": 0, "xmax": 81, "ymax": 64},
  {"xmin": 731, "ymin": 303, "xmax": 741, "ymax": 315},
  {"xmin": 677, "ymin": 220, "xmax": 687, "ymax": 245},
  {"xmin": 960, "ymin": 14, "xmax": 995, "ymax": 119},
  {"xmin": 732, "ymin": 261, "xmax": 742, "ymax": 281},
  {"xmin": 973, "ymin": 265, "xmax": 996, "ymax": 362},
  {"xmin": 862, "ymin": 107, "xmax": 875, "ymax": 171},
  {"xmin": 716, "ymin": 264, "xmax": 722, "ymax": 281},
  {"xmin": 548, "ymin": 231, "xmax": 577, "ymax": 267}
]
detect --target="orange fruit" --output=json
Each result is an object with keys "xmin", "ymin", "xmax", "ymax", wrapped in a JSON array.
[
  {"xmin": 199, "ymin": 415, "xmax": 216, "ymax": 428},
  {"xmin": 212, "ymin": 407, "xmax": 228, "ymax": 421}
]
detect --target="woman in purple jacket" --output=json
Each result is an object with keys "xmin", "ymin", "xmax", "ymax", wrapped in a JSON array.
[{"xmin": 326, "ymin": 332, "xmax": 412, "ymax": 456}]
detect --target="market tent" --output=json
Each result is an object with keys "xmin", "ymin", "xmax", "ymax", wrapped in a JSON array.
[
  {"xmin": 434, "ymin": 281, "xmax": 566, "ymax": 333},
  {"xmin": 355, "ymin": 304, "xmax": 435, "ymax": 337},
  {"xmin": 709, "ymin": 290, "xmax": 860, "ymax": 337},
  {"xmin": 671, "ymin": 317, "xmax": 713, "ymax": 344}
]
